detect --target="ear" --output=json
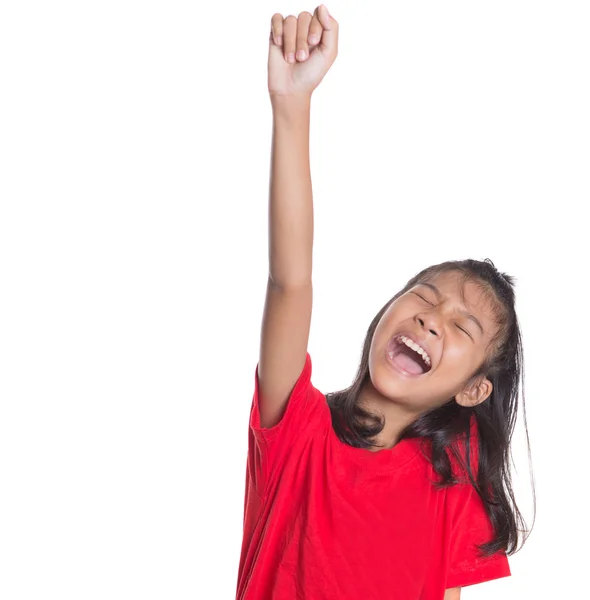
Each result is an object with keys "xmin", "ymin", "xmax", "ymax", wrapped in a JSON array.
[{"xmin": 455, "ymin": 377, "xmax": 493, "ymax": 407}]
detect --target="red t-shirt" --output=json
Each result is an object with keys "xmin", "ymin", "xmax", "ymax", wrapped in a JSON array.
[{"xmin": 236, "ymin": 353, "xmax": 510, "ymax": 599}]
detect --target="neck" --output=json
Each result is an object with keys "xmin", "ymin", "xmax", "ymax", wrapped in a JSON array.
[{"xmin": 357, "ymin": 380, "xmax": 420, "ymax": 451}]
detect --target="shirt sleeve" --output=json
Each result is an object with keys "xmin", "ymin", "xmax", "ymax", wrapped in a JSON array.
[
  {"xmin": 445, "ymin": 482, "xmax": 511, "ymax": 588},
  {"xmin": 247, "ymin": 352, "xmax": 328, "ymax": 496}
]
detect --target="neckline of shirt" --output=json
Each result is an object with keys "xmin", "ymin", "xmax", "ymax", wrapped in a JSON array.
[{"xmin": 328, "ymin": 424, "xmax": 424, "ymax": 472}]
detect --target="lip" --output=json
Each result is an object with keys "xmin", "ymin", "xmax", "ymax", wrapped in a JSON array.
[{"xmin": 385, "ymin": 331, "xmax": 435, "ymax": 376}]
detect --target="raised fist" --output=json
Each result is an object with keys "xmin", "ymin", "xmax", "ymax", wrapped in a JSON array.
[{"xmin": 268, "ymin": 5, "xmax": 339, "ymax": 98}]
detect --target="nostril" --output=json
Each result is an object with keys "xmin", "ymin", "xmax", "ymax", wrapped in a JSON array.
[{"xmin": 429, "ymin": 329, "xmax": 437, "ymax": 336}]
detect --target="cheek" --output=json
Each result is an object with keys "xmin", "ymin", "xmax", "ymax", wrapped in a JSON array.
[
  {"xmin": 440, "ymin": 340, "xmax": 481, "ymax": 373},
  {"xmin": 375, "ymin": 305, "xmax": 413, "ymax": 339},
  {"xmin": 372, "ymin": 314, "xmax": 396, "ymax": 349}
]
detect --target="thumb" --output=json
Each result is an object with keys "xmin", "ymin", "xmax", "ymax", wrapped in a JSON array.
[{"xmin": 317, "ymin": 5, "xmax": 338, "ymax": 56}]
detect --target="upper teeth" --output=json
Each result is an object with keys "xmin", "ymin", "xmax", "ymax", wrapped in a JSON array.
[{"xmin": 394, "ymin": 335, "xmax": 431, "ymax": 366}]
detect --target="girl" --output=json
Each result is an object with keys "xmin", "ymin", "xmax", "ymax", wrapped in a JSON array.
[{"xmin": 236, "ymin": 6, "xmax": 533, "ymax": 599}]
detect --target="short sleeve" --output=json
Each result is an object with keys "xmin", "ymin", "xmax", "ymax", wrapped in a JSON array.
[
  {"xmin": 247, "ymin": 352, "xmax": 329, "ymax": 495},
  {"xmin": 445, "ymin": 482, "xmax": 511, "ymax": 588}
]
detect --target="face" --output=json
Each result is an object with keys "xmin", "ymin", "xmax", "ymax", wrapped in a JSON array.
[{"xmin": 367, "ymin": 270, "xmax": 499, "ymax": 412}]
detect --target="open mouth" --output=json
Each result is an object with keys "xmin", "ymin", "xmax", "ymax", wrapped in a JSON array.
[{"xmin": 387, "ymin": 335, "xmax": 433, "ymax": 375}]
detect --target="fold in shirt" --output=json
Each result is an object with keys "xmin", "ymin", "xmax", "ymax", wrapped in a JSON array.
[{"xmin": 236, "ymin": 353, "xmax": 510, "ymax": 600}]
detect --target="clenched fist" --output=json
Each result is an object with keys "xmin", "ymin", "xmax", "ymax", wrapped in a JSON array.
[{"xmin": 268, "ymin": 5, "xmax": 338, "ymax": 99}]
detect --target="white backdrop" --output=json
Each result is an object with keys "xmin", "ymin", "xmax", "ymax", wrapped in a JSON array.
[{"xmin": 1, "ymin": 1, "xmax": 588, "ymax": 598}]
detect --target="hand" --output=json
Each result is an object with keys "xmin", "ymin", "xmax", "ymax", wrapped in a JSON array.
[{"xmin": 268, "ymin": 5, "xmax": 339, "ymax": 100}]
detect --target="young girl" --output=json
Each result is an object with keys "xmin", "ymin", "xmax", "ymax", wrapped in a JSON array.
[{"xmin": 236, "ymin": 6, "xmax": 532, "ymax": 599}]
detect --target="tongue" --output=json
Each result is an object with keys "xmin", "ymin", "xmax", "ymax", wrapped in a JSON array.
[{"xmin": 392, "ymin": 351, "xmax": 425, "ymax": 375}]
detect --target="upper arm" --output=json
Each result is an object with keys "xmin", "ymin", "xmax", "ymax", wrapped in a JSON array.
[
  {"xmin": 257, "ymin": 277, "xmax": 313, "ymax": 429},
  {"xmin": 444, "ymin": 588, "xmax": 461, "ymax": 600}
]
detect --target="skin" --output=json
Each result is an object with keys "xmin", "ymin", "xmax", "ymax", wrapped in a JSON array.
[
  {"xmin": 258, "ymin": 6, "xmax": 337, "ymax": 429},
  {"xmin": 359, "ymin": 270, "xmax": 500, "ymax": 449},
  {"xmin": 269, "ymin": 6, "xmax": 337, "ymax": 101}
]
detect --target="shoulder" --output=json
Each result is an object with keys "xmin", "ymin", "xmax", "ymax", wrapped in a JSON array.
[
  {"xmin": 251, "ymin": 351, "xmax": 329, "ymax": 439},
  {"xmin": 446, "ymin": 415, "xmax": 480, "ymax": 484},
  {"xmin": 412, "ymin": 417, "xmax": 480, "ymax": 485}
]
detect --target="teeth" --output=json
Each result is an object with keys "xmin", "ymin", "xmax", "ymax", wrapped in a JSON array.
[{"xmin": 397, "ymin": 335, "xmax": 431, "ymax": 366}]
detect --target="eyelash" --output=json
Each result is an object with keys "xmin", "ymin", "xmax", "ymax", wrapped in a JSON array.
[
  {"xmin": 412, "ymin": 292, "xmax": 473, "ymax": 339},
  {"xmin": 412, "ymin": 292, "xmax": 433, "ymax": 305},
  {"xmin": 456, "ymin": 325, "xmax": 472, "ymax": 339}
]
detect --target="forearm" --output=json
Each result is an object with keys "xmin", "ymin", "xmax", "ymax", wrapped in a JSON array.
[{"xmin": 268, "ymin": 96, "xmax": 313, "ymax": 288}]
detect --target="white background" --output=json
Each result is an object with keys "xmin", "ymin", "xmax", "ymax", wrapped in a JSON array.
[{"xmin": 1, "ymin": 1, "xmax": 588, "ymax": 598}]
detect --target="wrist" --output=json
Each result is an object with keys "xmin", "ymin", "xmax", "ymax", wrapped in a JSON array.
[{"xmin": 270, "ymin": 93, "xmax": 312, "ymax": 119}]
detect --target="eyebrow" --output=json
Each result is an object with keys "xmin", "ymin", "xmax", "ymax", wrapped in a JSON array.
[{"xmin": 419, "ymin": 282, "xmax": 485, "ymax": 335}]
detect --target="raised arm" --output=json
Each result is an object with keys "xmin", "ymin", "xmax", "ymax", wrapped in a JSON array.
[{"xmin": 257, "ymin": 6, "xmax": 338, "ymax": 428}]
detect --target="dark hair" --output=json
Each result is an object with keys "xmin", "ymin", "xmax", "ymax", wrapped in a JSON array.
[{"xmin": 325, "ymin": 259, "xmax": 535, "ymax": 556}]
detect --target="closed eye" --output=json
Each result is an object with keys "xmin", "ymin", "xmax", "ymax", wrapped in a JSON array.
[
  {"xmin": 456, "ymin": 324, "xmax": 473, "ymax": 340},
  {"xmin": 411, "ymin": 292, "xmax": 434, "ymax": 306}
]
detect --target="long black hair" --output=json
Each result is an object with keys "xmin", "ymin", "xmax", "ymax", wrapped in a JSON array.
[{"xmin": 325, "ymin": 259, "xmax": 535, "ymax": 556}]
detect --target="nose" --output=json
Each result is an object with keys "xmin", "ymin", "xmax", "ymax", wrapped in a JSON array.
[{"xmin": 416, "ymin": 313, "xmax": 441, "ymax": 337}]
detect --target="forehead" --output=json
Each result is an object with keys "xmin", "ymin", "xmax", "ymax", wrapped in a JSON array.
[{"xmin": 422, "ymin": 270, "xmax": 499, "ymax": 326}]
